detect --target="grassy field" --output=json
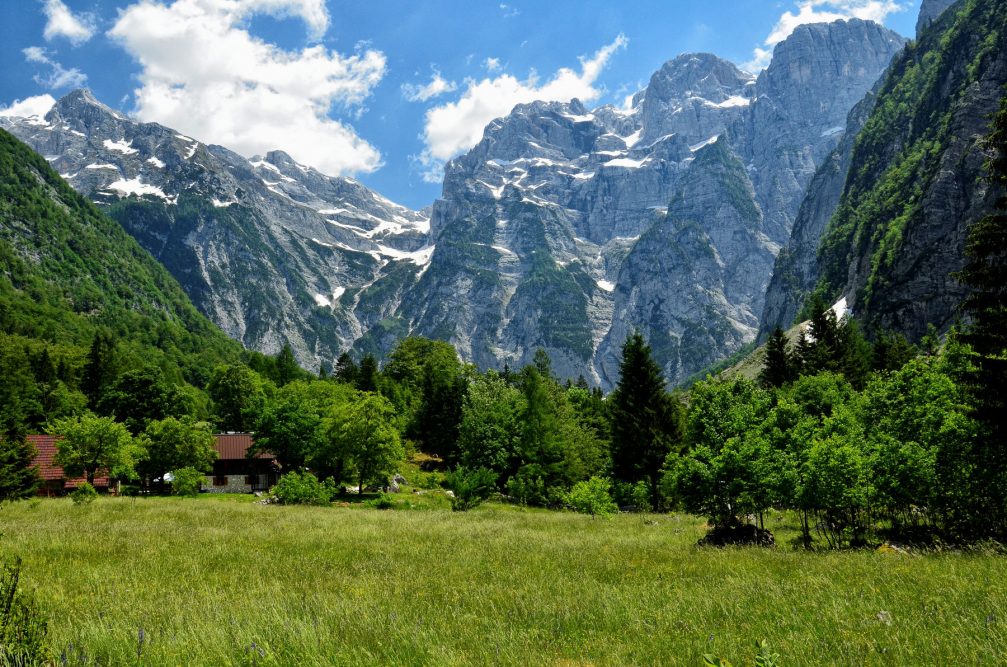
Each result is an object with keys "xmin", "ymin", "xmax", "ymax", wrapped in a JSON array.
[{"xmin": 3, "ymin": 496, "xmax": 1005, "ymax": 666}]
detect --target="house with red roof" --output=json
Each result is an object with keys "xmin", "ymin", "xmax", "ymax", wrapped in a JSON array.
[
  {"xmin": 29, "ymin": 432, "xmax": 277, "ymax": 496},
  {"xmin": 205, "ymin": 433, "xmax": 278, "ymax": 493},
  {"xmin": 28, "ymin": 435, "xmax": 110, "ymax": 496}
]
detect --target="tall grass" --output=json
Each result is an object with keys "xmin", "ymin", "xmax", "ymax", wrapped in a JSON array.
[{"xmin": 3, "ymin": 497, "xmax": 1005, "ymax": 665}]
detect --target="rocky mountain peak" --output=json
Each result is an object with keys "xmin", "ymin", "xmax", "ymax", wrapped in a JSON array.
[
  {"xmin": 47, "ymin": 88, "xmax": 125, "ymax": 132},
  {"xmin": 917, "ymin": 0, "xmax": 959, "ymax": 36}
]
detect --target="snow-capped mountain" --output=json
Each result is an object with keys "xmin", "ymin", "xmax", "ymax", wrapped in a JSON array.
[{"xmin": 2, "ymin": 89, "xmax": 430, "ymax": 367}]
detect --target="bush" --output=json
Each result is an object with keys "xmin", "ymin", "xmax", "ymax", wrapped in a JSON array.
[
  {"xmin": 364, "ymin": 493, "xmax": 396, "ymax": 510},
  {"xmin": 70, "ymin": 482, "xmax": 98, "ymax": 506},
  {"xmin": 171, "ymin": 467, "xmax": 204, "ymax": 497},
  {"xmin": 564, "ymin": 477, "xmax": 618, "ymax": 517},
  {"xmin": 0, "ymin": 558, "xmax": 49, "ymax": 665},
  {"xmin": 444, "ymin": 467, "xmax": 498, "ymax": 512},
  {"xmin": 270, "ymin": 471, "xmax": 336, "ymax": 506}
]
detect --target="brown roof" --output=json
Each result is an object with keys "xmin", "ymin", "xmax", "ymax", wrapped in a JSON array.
[
  {"xmin": 28, "ymin": 435, "xmax": 110, "ymax": 488},
  {"xmin": 214, "ymin": 433, "xmax": 274, "ymax": 461}
]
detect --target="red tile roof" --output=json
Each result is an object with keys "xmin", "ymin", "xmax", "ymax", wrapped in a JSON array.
[
  {"xmin": 214, "ymin": 433, "xmax": 274, "ymax": 461},
  {"xmin": 28, "ymin": 435, "xmax": 109, "ymax": 488}
]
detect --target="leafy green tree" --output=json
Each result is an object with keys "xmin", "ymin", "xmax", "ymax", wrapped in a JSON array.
[
  {"xmin": 457, "ymin": 371, "xmax": 524, "ymax": 477},
  {"xmin": 206, "ymin": 364, "xmax": 270, "ymax": 432},
  {"xmin": 96, "ymin": 366, "xmax": 180, "ymax": 434},
  {"xmin": 610, "ymin": 332, "xmax": 684, "ymax": 508},
  {"xmin": 137, "ymin": 416, "xmax": 216, "ymax": 490},
  {"xmin": 270, "ymin": 471, "xmax": 336, "ymax": 505},
  {"xmin": 48, "ymin": 413, "xmax": 141, "ymax": 485},
  {"xmin": 253, "ymin": 380, "xmax": 356, "ymax": 473},
  {"xmin": 759, "ymin": 327, "xmax": 795, "ymax": 388},
  {"xmin": 322, "ymin": 393, "xmax": 403, "ymax": 492}
]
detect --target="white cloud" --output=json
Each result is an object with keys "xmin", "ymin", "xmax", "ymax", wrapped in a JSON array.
[
  {"xmin": 483, "ymin": 57, "xmax": 502, "ymax": 72},
  {"xmin": 107, "ymin": 0, "xmax": 386, "ymax": 176},
  {"xmin": 402, "ymin": 70, "xmax": 458, "ymax": 102},
  {"xmin": 0, "ymin": 94, "xmax": 57, "ymax": 119},
  {"xmin": 41, "ymin": 0, "xmax": 96, "ymax": 46},
  {"xmin": 22, "ymin": 46, "xmax": 88, "ymax": 89},
  {"xmin": 744, "ymin": 0, "xmax": 906, "ymax": 71},
  {"xmin": 499, "ymin": 4, "xmax": 519, "ymax": 18},
  {"xmin": 417, "ymin": 34, "xmax": 627, "ymax": 182}
]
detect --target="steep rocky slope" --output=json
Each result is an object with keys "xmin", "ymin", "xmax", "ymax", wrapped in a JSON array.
[{"xmin": 802, "ymin": 0, "xmax": 1006, "ymax": 341}]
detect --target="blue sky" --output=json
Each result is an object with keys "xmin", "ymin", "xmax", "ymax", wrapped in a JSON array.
[{"xmin": 0, "ymin": 0, "xmax": 921, "ymax": 209}]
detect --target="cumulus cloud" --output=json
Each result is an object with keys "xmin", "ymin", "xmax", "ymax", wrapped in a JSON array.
[
  {"xmin": 107, "ymin": 0, "xmax": 386, "ymax": 176},
  {"xmin": 744, "ymin": 0, "xmax": 906, "ymax": 71},
  {"xmin": 416, "ymin": 34, "xmax": 627, "ymax": 182},
  {"xmin": 41, "ymin": 0, "xmax": 96, "ymax": 45},
  {"xmin": 402, "ymin": 70, "xmax": 458, "ymax": 102},
  {"xmin": 0, "ymin": 94, "xmax": 57, "ymax": 119},
  {"xmin": 23, "ymin": 46, "xmax": 88, "ymax": 89}
]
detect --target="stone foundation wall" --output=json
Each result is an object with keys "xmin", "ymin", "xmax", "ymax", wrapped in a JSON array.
[{"xmin": 204, "ymin": 475, "xmax": 253, "ymax": 494}]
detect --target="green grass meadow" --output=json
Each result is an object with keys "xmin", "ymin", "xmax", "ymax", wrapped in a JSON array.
[{"xmin": 3, "ymin": 496, "xmax": 1005, "ymax": 665}]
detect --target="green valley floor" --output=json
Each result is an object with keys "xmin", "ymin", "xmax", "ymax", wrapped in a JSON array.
[{"xmin": 4, "ymin": 496, "xmax": 1005, "ymax": 665}]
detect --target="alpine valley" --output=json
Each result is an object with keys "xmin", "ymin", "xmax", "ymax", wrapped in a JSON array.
[{"xmin": 3, "ymin": 7, "xmax": 980, "ymax": 388}]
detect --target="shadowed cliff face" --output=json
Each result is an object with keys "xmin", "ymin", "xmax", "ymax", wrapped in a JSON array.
[{"xmin": 763, "ymin": 0, "xmax": 1007, "ymax": 344}]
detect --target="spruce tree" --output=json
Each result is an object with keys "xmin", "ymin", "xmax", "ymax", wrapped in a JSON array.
[
  {"xmin": 956, "ymin": 93, "xmax": 1007, "ymax": 536},
  {"xmin": 275, "ymin": 343, "xmax": 300, "ymax": 387},
  {"xmin": 82, "ymin": 331, "xmax": 117, "ymax": 407},
  {"xmin": 610, "ymin": 332, "xmax": 683, "ymax": 508},
  {"xmin": 356, "ymin": 354, "xmax": 379, "ymax": 392},
  {"xmin": 759, "ymin": 327, "xmax": 794, "ymax": 388},
  {"xmin": 334, "ymin": 353, "xmax": 358, "ymax": 385},
  {"xmin": 799, "ymin": 295, "xmax": 841, "ymax": 375},
  {"xmin": 0, "ymin": 437, "xmax": 39, "ymax": 500}
]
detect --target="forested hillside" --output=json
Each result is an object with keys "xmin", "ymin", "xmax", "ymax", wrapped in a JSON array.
[{"xmin": 0, "ymin": 128, "xmax": 243, "ymax": 439}]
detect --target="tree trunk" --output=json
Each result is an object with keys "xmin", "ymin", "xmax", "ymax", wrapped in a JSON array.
[{"xmin": 86, "ymin": 469, "xmax": 95, "ymax": 486}]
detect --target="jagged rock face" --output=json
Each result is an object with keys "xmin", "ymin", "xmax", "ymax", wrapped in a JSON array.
[
  {"xmin": 1, "ymin": 90, "xmax": 430, "ymax": 369},
  {"xmin": 388, "ymin": 19, "xmax": 904, "ymax": 387},
  {"xmin": 758, "ymin": 84, "xmax": 881, "ymax": 339},
  {"xmin": 599, "ymin": 139, "xmax": 778, "ymax": 385},
  {"xmin": 812, "ymin": 0, "xmax": 1007, "ymax": 341},
  {"xmin": 739, "ymin": 19, "xmax": 907, "ymax": 243},
  {"xmin": 917, "ymin": 0, "xmax": 959, "ymax": 36}
]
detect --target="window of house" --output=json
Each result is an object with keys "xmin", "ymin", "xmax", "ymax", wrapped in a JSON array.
[{"xmin": 214, "ymin": 475, "xmax": 227, "ymax": 486}]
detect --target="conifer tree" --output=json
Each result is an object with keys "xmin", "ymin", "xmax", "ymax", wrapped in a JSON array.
[
  {"xmin": 82, "ymin": 331, "xmax": 118, "ymax": 407},
  {"xmin": 274, "ymin": 343, "xmax": 300, "ymax": 387},
  {"xmin": 759, "ymin": 327, "xmax": 794, "ymax": 388},
  {"xmin": 334, "ymin": 353, "xmax": 358, "ymax": 385},
  {"xmin": 799, "ymin": 295, "xmax": 841, "ymax": 375},
  {"xmin": 956, "ymin": 93, "xmax": 1007, "ymax": 535},
  {"xmin": 356, "ymin": 354, "xmax": 379, "ymax": 392},
  {"xmin": 609, "ymin": 332, "xmax": 683, "ymax": 508}
]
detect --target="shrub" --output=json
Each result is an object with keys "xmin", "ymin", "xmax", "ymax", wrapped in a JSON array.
[
  {"xmin": 444, "ymin": 467, "xmax": 498, "ymax": 512},
  {"xmin": 270, "ymin": 471, "xmax": 336, "ymax": 506},
  {"xmin": 564, "ymin": 477, "xmax": 618, "ymax": 517},
  {"xmin": 70, "ymin": 482, "xmax": 98, "ymax": 506},
  {"xmin": 171, "ymin": 467, "xmax": 204, "ymax": 497},
  {"xmin": 364, "ymin": 494, "xmax": 396, "ymax": 510},
  {"xmin": 0, "ymin": 558, "xmax": 49, "ymax": 665}
]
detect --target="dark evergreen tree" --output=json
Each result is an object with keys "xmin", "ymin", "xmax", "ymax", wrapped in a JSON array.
[
  {"xmin": 609, "ymin": 332, "xmax": 684, "ymax": 508},
  {"xmin": 956, "ymin": 93, "xmax": 1007, "ymax": 536},
  {"xmin": 872, "ymin": 331, "xmax": 918, "ymax": 372},
  {"xmin": 334, "ymin": 353, "xmax": 358, "ymax": 385},
  {"xmin": 413, "ymin": 354, "xmax": 466, "ymax": 464},
  {"xmin": 839, "ymin": 320, "xmax": 873, "ymax": 390},
  {"xmin": 356, "ymin": 354, "xmax": 379, "ymax": 392},
  {"xmin": 533, "ymin": 348, "xmax": 553, "ymax": 378},
  {"xmin": 96, "ymin": 366, "xmax": 178, "ymax": 434},
  {"xmin": 274, "ymin": 343, "xmax": 301, "ymax": 387},
  {"xmin": 798, "ymin": 295, "xmax": 841, "ymax": 375},
  {"xmin": 759, "ymin": 327, "xmax": 794, "ymax": 388},
  {"xmin": 81, "ymin": 331, "xmax": 118, "ymax": 407},
  {"xmin": 0, "ymin": 346, "xmax": 40, "ymax": 499}
]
